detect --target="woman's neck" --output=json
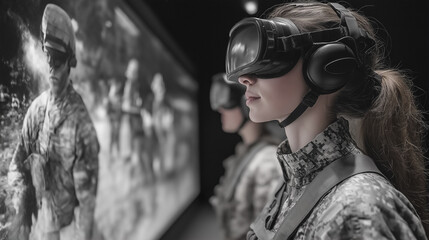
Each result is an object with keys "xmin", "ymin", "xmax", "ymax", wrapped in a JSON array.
[{"xmin": 284, "ymin": 94, "xmax": 336, "ymax": 152}]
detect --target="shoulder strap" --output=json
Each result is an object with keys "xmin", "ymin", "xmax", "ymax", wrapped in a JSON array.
[
  {"xmin": 251, "ymin": 181, "xmax": 286, "ymax": 240},
  {"xmin": 224, "ymin": 141, "xmax": 270, "ymax": 200},
  {"xmin": 273, "ymin": 153, "xmax": 385, "ymax": 240}
]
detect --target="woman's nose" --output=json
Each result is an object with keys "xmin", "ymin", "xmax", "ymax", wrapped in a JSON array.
[{"xmin": 238, "ymin": 75, "xmax": 256, "ymax": 86}]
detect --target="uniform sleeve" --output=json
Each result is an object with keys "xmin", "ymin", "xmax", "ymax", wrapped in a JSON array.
[
  {"xmin": 232, "ymin": 145, "xmax": 282, "ymax": 240},
  {"xmin": 318, "ymin": 202, "xmax": 424, "ymax": 240},
  {"xmin": 7, "ymin": 106, "xmax": 37, "ymax": 239},
  {"xmin": 8, "ymin": 119, "xmax": 31, "ymax": 194},
  {"xmin": 249, "ymin": 146, "xmax": 283, "ymax": 218},
  {"xmin": 73, "ymin": 117, "xmax": 99, "ymax": 240},
  {"xmin": 308, "ymin": 175, "xmax": 427, "ymax": 240}
]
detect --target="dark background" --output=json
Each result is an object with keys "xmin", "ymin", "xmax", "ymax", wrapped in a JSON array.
[
  {"xmin": 137, "ymin": 0, "xmax": 429, "ymax": 202},
  {"xmin": 1, "ymin": 0, "xmax": 428, "ymax": 205}
]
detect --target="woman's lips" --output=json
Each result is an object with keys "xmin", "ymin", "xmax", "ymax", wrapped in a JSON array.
[{"xmin": 245, "ymin": 92, "xmax": 260, "ymax": 105}]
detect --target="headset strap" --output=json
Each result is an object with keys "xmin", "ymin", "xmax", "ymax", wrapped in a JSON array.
[
  {"xmin": 251, "ymin": 181, "xmax": 286, "ymax": 240},
  {"xmin": 278, "ymin": 27, "xmax": 346, "ymax": 52},
  {"xmin": 278, "ymin": 91, "xmax": 318, "ymax": 128},
  {"xmin": 328, "ymin": 2, "xmax": 375, "ymax": 62},
  {"xmin": 328, "ymin": 3, "xmax": 361, "ymax": 40},
  {"xmin": 273, "ymin": 153, "xmax": 384, "ymax": 240},
  {"xmin": 277, "ymin": 3, "xmax": 374, "ymax": 54}
]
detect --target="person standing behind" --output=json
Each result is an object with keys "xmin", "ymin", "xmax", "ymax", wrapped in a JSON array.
[
  {"xmin": 209, "ymin": 73, "xmax": 283, "ymax": 240},
  {"xmin": 8, "ymin": 4, "xmax": 99, "ymax": 240}
]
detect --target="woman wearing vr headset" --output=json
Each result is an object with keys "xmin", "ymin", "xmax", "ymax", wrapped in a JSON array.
[
  {"xmin": 226, "ymin": 1, "xmax": 428, "ymax": 240},
  {"xmin": 209, "ymin": 73, "xmax": 283, "ymax": 240}
]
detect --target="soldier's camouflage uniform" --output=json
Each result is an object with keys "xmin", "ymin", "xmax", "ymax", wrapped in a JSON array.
[
  {"xmin": 210, "ymin": 137, "xmax": 283, "ymax": 240},
  {"xmin": 8, "ymin": 84, "xmax": 99, "ymax": 240},
  {"xmin": 247, "ymin": 117, "xmax": 427, "ymax": 240}
]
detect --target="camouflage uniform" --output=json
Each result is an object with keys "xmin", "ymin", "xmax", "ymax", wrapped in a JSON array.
[
  {"xmin": 247, "ymin": 118, "xmax": 427, "ymax": 240},
  {"xmin": 8, "ymin": 84, "xmax": 99, "ymax": 240},
  {"xmin": 210, "ymin": 137, "xmax": 283, "ymax": 240}
]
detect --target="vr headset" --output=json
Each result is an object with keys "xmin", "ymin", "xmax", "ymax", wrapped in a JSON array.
[
  {"xmin": 210, "ymin": 73, "xmax": 246, "ymax": 110},
  {"xmin": 225, "ymin": 3, "xmax": 375, "ymax": 95},
  {"xmin": 210, "ymin": 73, "xmax": 250, "ymax": 131}
]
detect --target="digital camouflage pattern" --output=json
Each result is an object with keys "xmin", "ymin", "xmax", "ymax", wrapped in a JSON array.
[
  {"xmin": 8, "ymin": 83, "xmax": 99, "ymax": 240},
  {"xmin": 210, "ymin": 137, "xmax": 283, "ymax": 240},
  {"xmin": 248, "ymin": 117, "xmax": 427, "ymax": 240}
]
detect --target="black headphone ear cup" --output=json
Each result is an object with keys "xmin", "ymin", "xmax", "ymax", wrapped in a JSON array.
[{"xmin": 303, "ymin": 43, "xmax": 358, "ymax": 94}]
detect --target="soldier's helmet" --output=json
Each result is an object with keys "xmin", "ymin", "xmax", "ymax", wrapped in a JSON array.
[{"xmin": 41, "ymin": 4, "xmax": 77, "ymax": 67}]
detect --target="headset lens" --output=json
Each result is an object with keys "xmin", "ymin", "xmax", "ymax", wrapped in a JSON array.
[
  {"xmin": 210, "ymin": 81, "xmax": 232, "ymax": 110},
  {"xmin": 226, "ymin": 17, "xmax": 303, "ymax": 83},
  {"xmin": 226, "ymin": 23, "xmax": 261, "ymax": 82}
]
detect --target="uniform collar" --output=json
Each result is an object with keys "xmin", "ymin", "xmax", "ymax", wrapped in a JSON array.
[
  {"xmin": 49, "ymin": 80, "xmax": 72, "ymax": 104},
  {"xmin": 47, "ymin": 83, "xmax": 77, "ymax": 130},
  {"xmin": 277, "ymin": 117, "xmax": 356, "ymax": 188}
]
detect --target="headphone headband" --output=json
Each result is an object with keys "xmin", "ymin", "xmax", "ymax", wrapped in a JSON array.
[
  {"xmin": 329, "ymin": 3, "xmax": 361, "ymax": 38},
  {"xmin": 328, "ymin": 3, "xmax": 375, "ymax": 62}
]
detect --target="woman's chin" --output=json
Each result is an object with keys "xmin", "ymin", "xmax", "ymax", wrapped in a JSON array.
[{"xmin": 249, "ymin": 114, "xmax": 272, "ymax": 123}]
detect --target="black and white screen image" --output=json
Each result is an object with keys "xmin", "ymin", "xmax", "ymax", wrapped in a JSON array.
[{"xmin": 0, "ymin": 0, "xmax": 200, "ymax": 240}]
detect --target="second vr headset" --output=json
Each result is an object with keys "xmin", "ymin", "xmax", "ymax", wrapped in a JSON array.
[
  {"xmin": 225, "ymin": 3, "xmax": 375, "ymax": 95},
  {"xmin": 210, "ymin": 73, "xmax": 246, "ymax": 111},
  {"xmin": 210, "ymin": 73, "xmax": 250, "ymax": 128}
]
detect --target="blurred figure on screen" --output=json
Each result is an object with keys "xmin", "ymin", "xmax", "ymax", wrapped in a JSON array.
[
  {"xmin": 122, "ymin": 59, "xmax": 155, "ymax": 184},
  {"xmin": 151, "ymin": 73, "xmax": 175, "ymax": 178},
  {"xmin": 106, "ymin": 77, "xmax": 124, "ymax": 156},
  {"xmin": 7, "ymin": 4, "xmax": 99, "ymax": 240},
  {"xmin": 122, "ymin": 58, "xmax": 145, "ymax": 155},
  {"xmin": 208, "ymin": 73, "xmax": 283, "ymax": 240}
]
